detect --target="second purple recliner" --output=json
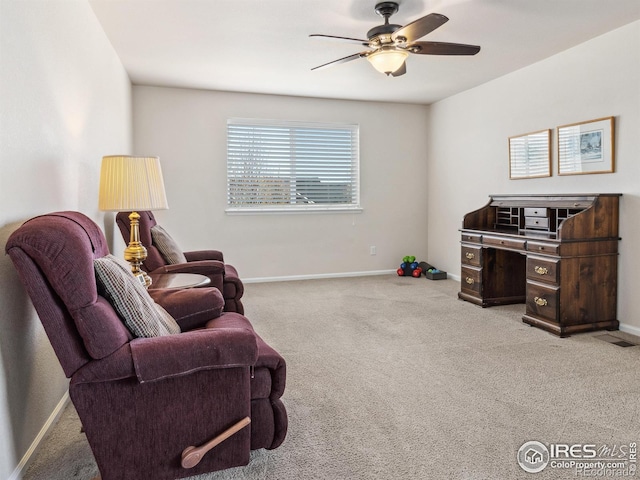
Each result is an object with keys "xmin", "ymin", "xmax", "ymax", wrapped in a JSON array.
[{"xmin": 116, "ymin": 211, "xmax": 244, "ymax": 314}]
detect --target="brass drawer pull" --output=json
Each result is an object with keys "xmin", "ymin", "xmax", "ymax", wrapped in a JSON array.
[
  {"xmin": 465, "ymin": 252, "xmax": 475, "ymax": 259},
  {"xmin": 534, "ymin": 266, "xmax": 549, "ymax": 275},
  {"xmin": 534, "ymin": 296, "xmax": 548, "ymax": 306},
  {"xmin": 465, "ymin": 277, "xmax": 474, "ymax": 285}
]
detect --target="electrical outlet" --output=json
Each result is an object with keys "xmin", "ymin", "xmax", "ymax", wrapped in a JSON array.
[{"xmin": 370, "ymin": 246, "xmax": 376, "ymax": 255}]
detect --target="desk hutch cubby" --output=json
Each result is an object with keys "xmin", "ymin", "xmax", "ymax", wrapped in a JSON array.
[{"xmin": 458, "ymin": 194, "xmax": 621, "ymax": 337}]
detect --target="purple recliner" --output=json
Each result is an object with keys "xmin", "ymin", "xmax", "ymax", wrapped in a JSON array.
[
  {"xmin": 6, "ymin": 212, "xmax": 286, "ymax": 480},
  {"xmin": 116, "ymin": 211, "xmax": 244, "ymax": 314}
]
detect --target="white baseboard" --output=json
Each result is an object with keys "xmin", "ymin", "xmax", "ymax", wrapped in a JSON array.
[
  {"xmin": 244, "ymin": 269, "xmax": 396, "ymax": 283},
  {"xmin": 619, "ymin": 322, "xmax": 640, "ymax": 337},
  {"xmin": 8, "ymin": 391, "xmax": 70, "ymax": 480}
]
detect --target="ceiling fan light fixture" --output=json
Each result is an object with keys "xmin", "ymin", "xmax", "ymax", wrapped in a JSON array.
[{"xmin": 366, "ymin": 48, "xmax": 408, "ymax": 75}]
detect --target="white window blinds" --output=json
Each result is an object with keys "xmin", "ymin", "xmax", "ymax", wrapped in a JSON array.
[{"xmin": 227, "ymin": 119, "xmax": 360, "ymax": 212}]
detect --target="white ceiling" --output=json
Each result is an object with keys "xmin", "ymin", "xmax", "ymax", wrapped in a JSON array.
[{"xmin": 89, "ymin": 0, "xmax": 640, "ymax": 105}]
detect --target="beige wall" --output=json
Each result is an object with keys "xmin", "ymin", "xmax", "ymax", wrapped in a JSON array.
[
  {"xmin": 0, "ymin": 1, "xmax": 131, "ymax": 477},
  {"xmin": 426, "ymin": 21, "xmax": 640, "ymax": 333},
  {"xmin": 132, "ymin": 86, "xmax": 430, "ymax": 279}
]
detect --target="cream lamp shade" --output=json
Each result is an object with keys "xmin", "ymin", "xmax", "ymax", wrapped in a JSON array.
[
  {"xmin": 366, "ymin": 48, "xmax": 408, "ymax": 75},
  {"xmin": 98, "ymin": 155, "xmax": 168, "ymax": 287},
  {"xmin": 99, "ymin": 155, "xmax": 169, "ymax": 211}
]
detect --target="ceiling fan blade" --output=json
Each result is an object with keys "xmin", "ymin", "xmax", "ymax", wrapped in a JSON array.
[
  {"xmin": 407, "ymin": 41, "xmax": 481, "ymax": 55},
  {"xmin": 392, "ymin": 13, "xmax": 448, "ymax": 43},
  {"xmin": 391, "ymin": 62, "xmax": 406, "ymax": 77},
  {"xmin": 311, "ymin": 52, "xmax": 364, "ymax": 71},
  {"xmin": 310, "ymin": 34, "xmax": 369, "ymax": 46}
]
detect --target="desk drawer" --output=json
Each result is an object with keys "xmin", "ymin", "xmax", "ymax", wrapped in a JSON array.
[
  {"xmin": 483, "ymin": 235, "xmax": 526, "ymax": 251},
  {"xmin": 461, "ymin": 266, "xmax": 481, "ymax": 295},
  {"xmin": 524, "ymin": 207, "xmax": 548, "ymax": 217},
  {"xmin": 461, "ymin": 245, "xmax": 481, "ymax": 266},
  {"xmin": 524, "ymin": 216, "xmax": 550, "ymax": 230},
  {"xmin": 527, "ymin": 256, "xmax": 559, "ymax": 284},
  {"xmin": 526, "ymin": 241, "xmax": 560, "ymax": 255},
  {"xmin": 461, "ymin": 233, "xmax": 482, "ymax": 244},
  {"xmin": 526, "ymin": 282, "xmax": 559, "ymax": 322}
]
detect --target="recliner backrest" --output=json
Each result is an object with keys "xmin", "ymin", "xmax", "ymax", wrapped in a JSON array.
[{"xmin": 6, "ymin": 212, "xmax": 132, "ymax": 377}]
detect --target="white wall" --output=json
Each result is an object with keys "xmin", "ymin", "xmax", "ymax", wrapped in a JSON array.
[
  {"xmin": 426, "ymin": 21, "xmax": 640, "ymax": 332},
  {"xmin": 0, "ymin": 1, "xmax": 131, "ymax": 477},
  {"xmin": 132, "ymin": 87, "xmax": 430, "ymax": 279}
]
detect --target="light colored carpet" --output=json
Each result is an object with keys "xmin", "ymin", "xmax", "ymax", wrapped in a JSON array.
[{"xmin": 22, "ymin": 276, "xmax": 640, "ymax": 480}]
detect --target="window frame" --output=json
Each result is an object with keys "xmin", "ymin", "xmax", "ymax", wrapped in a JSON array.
[{"xmin": 226, "ymin": 118, "xmax": 361, "ymax": 214}]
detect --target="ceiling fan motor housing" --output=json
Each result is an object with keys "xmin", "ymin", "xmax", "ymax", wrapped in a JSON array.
[{"xmin": 367, "ymin": 23, "xmax": 402, "ymax": 41}]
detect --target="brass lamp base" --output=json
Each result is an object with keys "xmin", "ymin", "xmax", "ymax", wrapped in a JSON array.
[{"xmin": 123, "ymin": 211, "xmax": 152, "ymax": 288}]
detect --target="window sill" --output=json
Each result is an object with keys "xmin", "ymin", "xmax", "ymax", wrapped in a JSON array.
[{"xmin": 225, "ymin": 206, "xmax": 363, "ymax": 215}]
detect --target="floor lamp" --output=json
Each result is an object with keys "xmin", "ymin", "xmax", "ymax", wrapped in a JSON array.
[{"xmin": 98, "ymin": 155, "xmax": 169, "ymax": 287}]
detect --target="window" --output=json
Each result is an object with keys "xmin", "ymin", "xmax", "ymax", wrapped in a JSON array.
[{"xmin": 227, "ymin": 118, "xmax": 360, "ymax": 212}]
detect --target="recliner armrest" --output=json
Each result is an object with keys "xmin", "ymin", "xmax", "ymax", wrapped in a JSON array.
[
  {"xmin": 185, "ymin": 250, "xmax": 224, "ymax": 262},
  {"xmin": 130, "ymin": 328, "xmax": 258, "ymax": 383},
  {"xmin": 149, "ymin": 287, "xmax": 224, "ymax": 331}
]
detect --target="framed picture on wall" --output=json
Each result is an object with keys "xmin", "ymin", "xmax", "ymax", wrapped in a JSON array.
[
  {"xmin": 508, "ymin": 129, "xmax": 551, "ymax": 179},
  {"xmin": 557, "ymin": 116, "xmax": 615, "ymax": 175}
]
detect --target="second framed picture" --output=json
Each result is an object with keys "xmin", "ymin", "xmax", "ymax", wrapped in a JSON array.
[{"xmin": 557, "ymin": 116, "xmax": 615, "ymax": 175}]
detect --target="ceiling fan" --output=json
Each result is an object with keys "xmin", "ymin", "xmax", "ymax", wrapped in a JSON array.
[{"xmin": 310, "ymin": 1, "xmax": 480, "ymax": 77}]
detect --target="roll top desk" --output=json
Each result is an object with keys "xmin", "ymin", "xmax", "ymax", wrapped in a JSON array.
[{"xmin": 458, "ymin": 194, "xmax": 621, "ymax": 337}]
